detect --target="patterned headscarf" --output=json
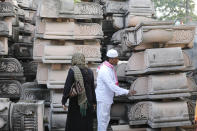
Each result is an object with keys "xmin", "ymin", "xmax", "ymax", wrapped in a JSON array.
[{"xmin": 71, "ymin": 53, "xmax": 88, "ymax": 116}]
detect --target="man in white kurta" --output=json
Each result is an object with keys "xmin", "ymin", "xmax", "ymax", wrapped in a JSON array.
[{"xmin": 96, "ymin": 49, "xmax": 135, "ymax": 131}]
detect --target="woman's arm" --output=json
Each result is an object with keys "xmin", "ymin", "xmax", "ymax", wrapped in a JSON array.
[{"xmin": 61, "ymin": 68, "xmax": 74, "ymax": 105}]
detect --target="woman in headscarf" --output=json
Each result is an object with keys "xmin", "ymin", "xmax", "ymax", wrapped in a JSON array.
[{"xmin": 62, "ymin": 53, "xmax": 96, "ymax": 131}]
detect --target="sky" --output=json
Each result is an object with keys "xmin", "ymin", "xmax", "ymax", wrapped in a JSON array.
[{"xmin": 195, "ymin": 0, "xmax": 197, "ymax": 15}]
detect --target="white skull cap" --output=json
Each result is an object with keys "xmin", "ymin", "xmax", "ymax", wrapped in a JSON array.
[{"xmin": 106, "ymin": 49, "xmax": 118, "ymax": 58}]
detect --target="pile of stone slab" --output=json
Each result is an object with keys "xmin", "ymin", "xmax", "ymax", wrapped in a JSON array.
[
  {"xmin": 33, "ymin": 0, "xmax": 103, "ymax": 130},
  {"xmin": 103, "ymin": 0, "xmax": 197, "ymax": 130},
  {"xmin": 8, "ymin": 0, "xmax": 39, "ymax": 82},
  {"xmin": 0, "ymin": 1, "xmax": 25, "ymax": 101}
]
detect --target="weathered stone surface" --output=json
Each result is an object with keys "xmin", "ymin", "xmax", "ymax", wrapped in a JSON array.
[
  {"xmin": 43, "ymin": 43, "xmax": 101, "ymax": 63},
  {"xmin": 112, "ymin": 14, "xmax": 125, "ymax": 29},
  {"xmin": 34, "ymin": 39, "xmax": 101, "ymax": 63},
  {"xmin": 49, "ymin": 90, "xmax": 67, "ymax": 130},
  {"xmin": 0, "ymin": 80, "xmax": 22, "ymax": 99},
  {"xmin": 36, "ymin": 19, "xmax": 103, "ymax": 40},
  {"xmin": 104, "ymin": 0, "xmax": 127, "ymax": 14},
  {"xmin": 21, "ymin": 82, "xmax": 50, "ymax": 105},
  {"xmin": 128, "ymin": 73, "xmax": 191, "ymax": 100},
  {"xmin": 114, "ymin": 22, "xmax": 195, "ymax": 51},
  {"xmin": 36, "ymin": 63, "xmax": 49, "ymax": 84},
  {"xmin": 128, "ymin": 0, "xmax": 155, "ymax": 17},
  {"xmin": 22, "ymin": 61, "xmax": 37, "ymax": 81},
  {"xmin": 0, "ymin": 58, "xmax": 24, "ymax": 77},
  {"xmin": 111, "ymin": 103, "xmax": 127, "ymax": 121},
  {"xmin": 47, "ymin": 63, "xmax": 98, "ymax": 89},
  {"xmin": 49, "ymin": 106, "xmax": 67, "ymax": 130},
  {"xmin": 0, "ymin": 2, "xmax": 15, "ymax": 17},
  {"xmin": 24, "ymin": 10, "xmax": 36, "ymax": 22},
  {"xmin": 47, "ymin": 64, "xmax": 70, "ymax": 89},
  {"xmin": 0, "ymin": 37, "xmax": 8, "ymax": 55},
  {"xmin": 10, "ymin": 43, "xmax": 33, "ymax": 60},
  {"xmin": 126, "ymin": 47, "xmax": 193, "ymax": 75},
  {"xmin": 0, "ymin": 21, "xmax": 9, "ymax": 36},
  {"xmin": 125, "ymin": 15, "xmax": 155, "ymax": 27},
  {"xmin": 134, "ymin": 23, "xmax": 195, "ymax": 50},
  {"xmin": 16, "ymin": 0, "xmax": 39, "ymax": 10},
  {"xmin": 128, "ymin": 101, "xmax": 191, "ymax": 128},
  {"xmin": 10, "ymin": 100, "xmax": 44, "ymax": 131},
  {"xmin": 0, "ymin": 98, "xmax": 10, "ymax": 131},
  {"xmin": 111, "ymin": 125, "xmax": 147, "ymax": 131},
  {"xmin": 38, "ymin": 0, "xmax": 103, "ymax": 19},
  {"xmin": 3, "ymin": 17, "xmax": 13, "ymax": 36}
]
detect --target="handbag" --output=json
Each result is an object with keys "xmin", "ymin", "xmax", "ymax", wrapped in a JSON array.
[{"xmin": 69, "ymin": 81, "xmax": 83, "ymax": 97}]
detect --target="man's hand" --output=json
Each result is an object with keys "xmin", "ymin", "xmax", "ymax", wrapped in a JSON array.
[
  {"xmin": 93, "ymin": 104, "xmax": 96, "ymax": 111},
  {"xmin": 129, "ymin": 90, "xmax": 136, "ymax": 96},
  {"xmin": 62, "ymin": 105, "xmax": 67, "ymax": 110}
]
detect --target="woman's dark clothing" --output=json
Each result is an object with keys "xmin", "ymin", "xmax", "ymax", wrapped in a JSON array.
[{"xmin": 62, "ymin": 67, "xmax": 96, "ymax": 131}]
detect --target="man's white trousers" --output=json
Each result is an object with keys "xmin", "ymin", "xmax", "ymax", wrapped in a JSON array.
[{"xmin": 97, "ymin": 101, "xmax": 111, "ymax": 131}]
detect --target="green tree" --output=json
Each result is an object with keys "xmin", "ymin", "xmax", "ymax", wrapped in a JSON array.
[{"xmin": 152, "ymin": 0, "xmax": 197, "ymax": 23}]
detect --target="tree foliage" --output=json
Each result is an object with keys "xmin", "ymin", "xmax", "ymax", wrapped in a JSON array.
[{"xmin": 152, "ymin": 0, "xmax": 197, "ymax": 23}]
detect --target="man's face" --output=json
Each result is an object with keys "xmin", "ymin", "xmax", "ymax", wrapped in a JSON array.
[{"xmin": 110, "ymin": 57, "xmax": 119, "ymax": 65}]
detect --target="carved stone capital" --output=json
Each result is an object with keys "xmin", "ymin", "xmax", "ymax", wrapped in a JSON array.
[
  {"xmin": 126, "ymin": 47, "xmax": 193, "ymax": 75},
  {"xmin": 10, "ymin": 100, "xmax": 44, "ymax": 131},
  {"xmin": 36, "ymin": 19, "xmax": 103, "ymax": 40},
  {"xmin": 11, "ymin": 43, "xmax": 33, "ymax": 60},
  {"xmin": 0, "ymin": 2, "xmax": 15, "ymax": 17},
  {"xmin": 33, "ymin": 39, "xmax": 101, "ymax": 63},
  {"xmin": 0, "ymin": 58, "xmax": 24, "ymax": 77},
  {"xmin": 128, "ymin": 101, "xmax": 191, "ymax": 128},
  {"xmin": 129, "ymin": 73, "xmax": 192, "ymax": 100},
  {"xmin": 38, "ymin": 0, "xmax": 103, "ymax": 19},
  {"xmin": 21, "ymin": 82, "xmax": 50, "ymax": 104},
  {"xmin": 0, "ymin": 80, "xmax": 22, "ymax": 99}
]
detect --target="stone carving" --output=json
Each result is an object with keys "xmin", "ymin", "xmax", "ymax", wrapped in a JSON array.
[
  {"xmin": 21, "ymin": 82, "xmax": 50, "ymax": 105},
  {"xmin": 11, "ymin": 43, "xmax": 33, "ymax": 60},
  {"xmin": 33, "ymin": 39, "xmax": 101, "ymax": 62},
  {"xmin": 114, "ymin": 22, "xmax": 195, "ymax": 51},
  {"xmin": 128, "ymin": 73, "xmax": 191, "ymax": 100},
  {"xmin": 36, "ymin": 63, "xmax": 49, "ymax": 84},
  {"xmin": 128, "ymin": 0, "xmax": 155, "ymax": 17},
  {"xmin": 0, "ymin": 2, "xmax": 15, "ymax": 17},
  {"xmin": 38, "ymin": 0, "xmax": 103, "ymax": 19},
  {"xmin": 0, "ymin": 21, "xmax": 9, "ymax": 36},
  {"xmin": 43, "ymin": 43, "xmax": 101, "ymax": 63},
  {"xmin": 126, "ymin": 47, "xmax": 193, "ymax": 75},
  {"xmin": 10, "ymin": 100, "xmax": 44, "ymax": 131},
  {"xmin": 36, "ymin": 20, "xmax": 103, "ymax": 40},
  {"xmin": 134, "ymin": 23, "xmax": 195, "ymax": 50},
  {"xmin": 128, "ymin": 101, "xmax": 191, "ymax": 128},
  {"xmin": 104, "ymin": 0, "xmax": 127, "ymax": 14},
  {"xmin": 0, "ymin": 37, "xmax": 8, "ymax": 55},
  {"xmin": 0, "ymin": 80, "xmax": 22, "ymax": 99},
  {"xmin": 0, "ymin": 98, "xmax": 10, "ymax": 131},
  {"xmin": 0, "ymin": 58, "xmax": 24, "ymax": 77}
]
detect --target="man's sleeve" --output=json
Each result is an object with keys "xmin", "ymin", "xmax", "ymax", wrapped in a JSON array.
[{"xmin": 100, "ymin": 68, "xmax": 129, "ymax": 96}]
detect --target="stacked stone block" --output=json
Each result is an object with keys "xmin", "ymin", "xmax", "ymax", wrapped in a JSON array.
[
  {"xmin": 100, "ymin": 0, "xmax": 197, "ymax": 130},
  {"xmin": 34, "ymin": 0, "xmax": 103, "ymax": 130}
]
